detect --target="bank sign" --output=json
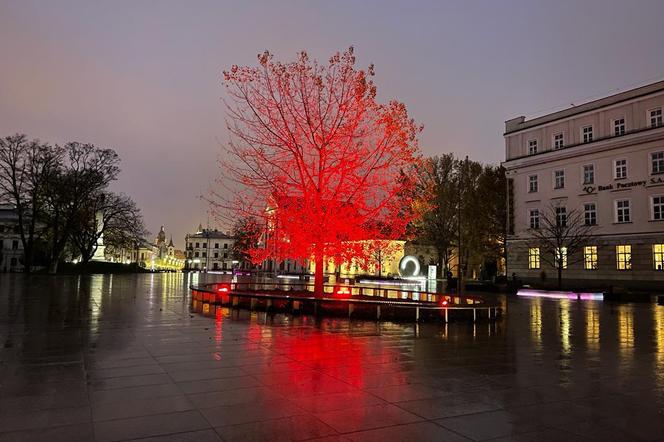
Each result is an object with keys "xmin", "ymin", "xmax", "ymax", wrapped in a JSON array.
[{"xmin": 583, "ymin": 176, "xmax": 664, "ymax": 194}]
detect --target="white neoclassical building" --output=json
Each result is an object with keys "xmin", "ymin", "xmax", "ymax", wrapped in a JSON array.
[{"xmin": 504, "ymin": 80, "xmax": 664, "ymax": 289}]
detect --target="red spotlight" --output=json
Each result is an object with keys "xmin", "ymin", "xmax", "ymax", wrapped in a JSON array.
[{"xmin": 217, "ymin": 284, "xmax": 230, "ymax": 293}]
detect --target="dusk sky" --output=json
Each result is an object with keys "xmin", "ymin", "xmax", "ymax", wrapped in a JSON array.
[{"xmin": 2, "ymin": 0, "xmax": 664, "ymax": 248}]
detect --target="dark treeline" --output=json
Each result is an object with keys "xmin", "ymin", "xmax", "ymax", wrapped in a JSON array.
[
  {"xmin": 410, "ymin": 154, "xmax": 507, "ymax": 280},
  {"xmin": 0, "ymin": 134, "xmax": 145, "ymax": 273}
]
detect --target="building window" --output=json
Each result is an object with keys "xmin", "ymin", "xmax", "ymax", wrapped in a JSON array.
[
  {"xmin": 214, "ymin": 252, "xmax": 219, "ymax": 258},
  {"xmin": 652, "ymin": 151, "xmax": 664, "ymax": 174},
  {"xmin": 650, "ymin": 108, "xmax": 663, "ymax": 128},
  {"xmin": 615, "ymin": 199, "xmax": 631, "ymax": 223},
  {"xmin": 652, "ymin": 195, "xmax": 664, "ymax": 220},
  {"xmin": 201, "ymin": 243, "xmax": 207, "ymax": 248},
  {"xmin": 529, "ymin": 209, "xmax": 540, "ymax": 229},
  {"xmin": 556, "ymin": 206, "xmax": 567, "ymax": 227},
  {"xmin": 616, "ymin": 245, "xmax": 632, "ymax": 270},
  {"xmin": 582, "ymin": 126, "xmax": 593, "ymax": 143},
  {"xmin": 215, "ymin": 243, "xmax": 219, "ymax": 248},
  {"xmin": 202, "ymin": 252, "xmax": 207, "ymax": 258},
  {"xmin": 583, "ymin": 164, "xmax": 594, "ymax": 185},
  {"xmin": 11, "ymin": 240, "xmax": 18, "ymax": 250},
  {"xmin": 555, "ymin": 247, "xmax": 567, "ymax": 269},
  {"xmin": 613, "ymin": 118, "xmax": 626, "ymax": 136},
  {"xmin": 554, "ymin": 170, "xmax": 565, "ymax": 189},
  {"xmin": 223, "ymin": 253, "xmax": 228, "ymax": 259},
  {"xmin": 584, "ymin": 202, "xmax": 597, "ymax": 226},
  {"xmin": 195, "ymin": 242, "xmax": 199, "ymax": 248},
  {"xmin": 614, "ymin": 159, "xmax": 627, "ymax": 179},
  {"xmin": 224, "ymin": 244, "xmax": 228, "ymax": 249},
  {"xmin": 194, "ymin": 251, "xmax": 199, "ymax": 257},
  {"xmin": 528, "ymin": 175, "xmax": 538, "ymax": 193},
  {"xmin": 528, "ymin": 248, "xmax": 540, "ymax": 269},
  {"xmin": 584, "ymin": 246, "xmax": 598, "ymax": 270},
  {"xmin": 528, "ymin": 139, "xmax": 538, "ymax": 155},
  {"xmin": 654, "ymin": 244, "xmax": 664, "ymax": 271},
  {"xmin": 553, "ymin": 133, "xmax": 564, "ymax": 150}
]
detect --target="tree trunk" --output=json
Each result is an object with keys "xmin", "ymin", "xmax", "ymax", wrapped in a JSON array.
[
  {"xmin": 48, "ymin": 259, "xmax": 59, "ymax": 274},
  {"xmin": 314, "ymin": 254, "xmax": 324, "ymax": 297},
  {"xmin": 557, "ymin": 265, "xmax": 562, "ymax": 289},
  {"xmin": 22, "ymin": 245, "xmax": 33, "ymax": 273}
]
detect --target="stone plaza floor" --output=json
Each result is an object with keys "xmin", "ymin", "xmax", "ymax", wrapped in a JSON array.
[{"xmin": 0, "ymin": 273, "xmax": 663, "ymax": 441}]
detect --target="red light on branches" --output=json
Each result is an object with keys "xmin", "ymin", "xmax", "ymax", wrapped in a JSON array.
[{"xmin": 213, "ymin": 47, "xmax": 421, "ymax": 296}]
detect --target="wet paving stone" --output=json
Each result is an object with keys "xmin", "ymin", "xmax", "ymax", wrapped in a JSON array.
[{"xmin": 1, "ymin": 273, "xmax": 664, "ymax": 441}]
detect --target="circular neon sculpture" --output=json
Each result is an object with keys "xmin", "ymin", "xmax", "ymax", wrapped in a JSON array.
[{"xmin": 399, "ymin": 255, "xmax": 421, "ymax": 277}]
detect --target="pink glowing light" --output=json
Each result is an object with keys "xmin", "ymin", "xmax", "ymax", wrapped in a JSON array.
[{"xmin": 517, "ymin": 289, "xmax": 603, "ymax": 301}]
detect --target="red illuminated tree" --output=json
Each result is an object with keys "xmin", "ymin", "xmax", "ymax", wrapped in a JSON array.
[{"xmin": 213, "ymin": 47, "xmax": 421, "ymax": 296}]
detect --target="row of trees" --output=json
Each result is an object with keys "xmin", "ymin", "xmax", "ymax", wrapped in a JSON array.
[
  {"xmin": 0, "ymin": 134, "xmax": 145, "ymax": 272},
  {"xmin": 410, "ymin": 154, "xmax": 506, "ymax": 280}
]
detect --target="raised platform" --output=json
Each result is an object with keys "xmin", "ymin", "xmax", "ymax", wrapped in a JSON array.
[{"xmin": 190, "ymin": 282, "xmax": 502, "ymax": 322}]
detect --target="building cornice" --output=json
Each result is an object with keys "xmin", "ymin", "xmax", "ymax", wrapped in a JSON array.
[
  {"xmin": 505, "ymin": 80, "xmax": 664, "ymax": 135},
  {"xmin": 503, "ymin": 126, "xmax": 664, "ymax": 171}
]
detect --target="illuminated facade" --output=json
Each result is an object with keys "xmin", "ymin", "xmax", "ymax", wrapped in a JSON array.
[
  {"xmin": 309, "ymin": 240, "xmax": 406, "ymax": 278},
  {"xmin": 104, "ymin": 225, "xmax": 185, "ymax": 270},
  {"xmin": 184, "ymin": 224, "xmax": 244, "ymax": 271},
  {"xmin": 0, "ymin": 204, "xmax": 24, "ymax": 272},
  {"xmin": 504, "ymin": 80, "xmax": 664, "ymax": 288}
]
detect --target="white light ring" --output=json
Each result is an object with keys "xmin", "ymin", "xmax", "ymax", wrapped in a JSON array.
[{"xmin": 399, "ymin": 255, "xmax": 420, "ymax": 277}]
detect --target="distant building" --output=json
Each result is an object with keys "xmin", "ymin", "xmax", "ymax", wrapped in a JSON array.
[
  {"xmin": 0, "ymin": 204, "xmax": 23, "ymax": 272},
  {"xmin": 105, "ymin": 225, "xmax": 185, "ymax": 271},
  {"xmin": 504, "ymin": 80, "xmax": 664, "ymax": 289},
  {"xmin": 184, "ymin": 224, "xmax": 239, "ymax": 271}
]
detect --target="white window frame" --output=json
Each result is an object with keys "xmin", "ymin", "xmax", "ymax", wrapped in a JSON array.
[
  {"xmin": 648, "ymin": 107, "xmax": 663, "ymax": 128},
  {"xmin": 553, "ymin": 132, "xmax": 564, "ymax": 150},
  {"xmin": 581, "ymin": 163, "xmax": 595, "ymax": 185},
  {"xmin": 613, "ymin": 158, "xmax": 628, "ymax": 180},
  {"xmin": 616, "ymin": 245, "xmax": 632, "ymax": 270},
  {"xmin": 528, "ymin": 174, "xmax": 538, "ymax": 193},
  {"xmin": 654, "ymin": 244, "xmax": 664, "ymax": 271},
  {"xmin": 651, "ymin": 194, "xmax": 664, "ymax": 221},
  {"xmin": 555, "ymin": 247, "xmax": 568, "ymax": 269},
  {"xmin": 584, "ymin": 245, "xmax": 598, "ymax": 270},
  {"xmin": 555, "ymin": 206, "xmax": 567, "ymax": 227},
  {"xmin": 581, "ymin": 125, "xmax": 594, "ymax": 143},
  {"xmin": 528, "ymin": 247, "xmax": 540, "ymax": 270},
  {"xmin": 651, "ymin": 150, "xmax": 664, "ymax": 175},
  {"xmin": 529, "ymin": 208, "xmax": 540, "ymax": 229},
  {"xmin": 612, "ymin": 117, "xmax": 626, "ymax": 136},
  {"xmin": 528, "ymin": 139, "xmax": 538, "ymax": 155},
  {"xmin": 553, "ymin": 169, "xmax": 565, "ymax": 189},
  {"xmin": 614, "ymin": 199, "xmax": 631, "ymax": 223},
  {"xmin": 584, "ymin": 202, "xmax": 597, "ymax": 226}
]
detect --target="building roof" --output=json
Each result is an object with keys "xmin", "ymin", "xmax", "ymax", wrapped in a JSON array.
[
  {"xmin": 186, "ymin": 229, "xmax": 233, "ymax": 240},
  {"xmin": 505, "ymin": 79, "xmax": 664, "ymax": 135}
]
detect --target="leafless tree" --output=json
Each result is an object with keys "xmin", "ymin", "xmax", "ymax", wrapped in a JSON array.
[
  {"xmin": 70, "ymin": 192, "xmax": 145, "ymax": 264},
  {"xmin": 0, "ymin": 134, "xmax": 62, "ymax": 271},
  {"xmin": 42, "ymin": 142, "xmax": 120, "ymax": 273},
  {"xmin": 528, "ymin": 203, "xmax": 596, "ymax": 288}
]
